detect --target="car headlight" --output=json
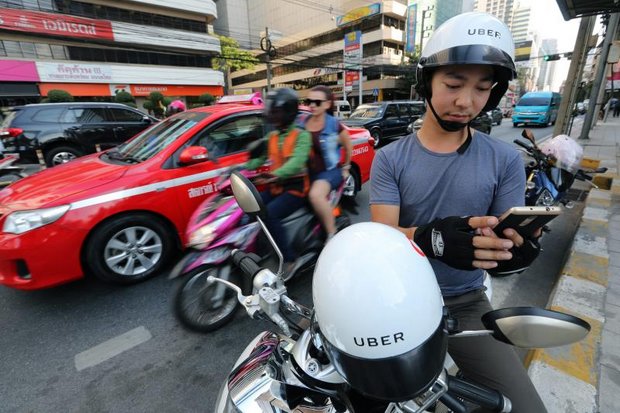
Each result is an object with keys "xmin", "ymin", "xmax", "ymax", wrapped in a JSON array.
[{"xmin": 3, "ymin": 205, "xmax": 71, "ymax": 234}]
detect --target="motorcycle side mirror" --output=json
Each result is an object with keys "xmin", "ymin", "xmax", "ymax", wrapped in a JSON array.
[
  {"xmin": 522, "ymin": 129, "xmax": 537, "ymax": 146},
  {"xmin": 481, "ymin": 307, "xmax": 590, "ymax": 348},
  {"xmin": 230, "ymin": 171, "xmax": 286, "ymax": 276},
  {"xmin": 230, "ymin": 171, "xmax": 265, "ymax": 218}
]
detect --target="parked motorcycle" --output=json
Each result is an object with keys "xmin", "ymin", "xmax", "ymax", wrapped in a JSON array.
[
  {"xmin": 170, "ymin": 169, "xmax": 351, "ymax": 333},
  {"xmin": 210, "ymin": 171, "xmax": 590, "ymax": 413},
  {"xmin": 515, "ymin": 129, "xmax": 607, "ymax": 207},
  {"xmin": 0, "ymin": 152, "xmax": 26, "ymax": 188}
]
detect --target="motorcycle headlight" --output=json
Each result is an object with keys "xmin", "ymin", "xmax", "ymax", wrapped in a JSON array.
[
  {"xmin": 3, "ymin": 205, "xmax": 70, "ymax": 234},
  {"xmin": 188, "ymin": 224, "xmax": 217, "ymax": 249},
  {"xmin": 535, "ymin": 189, "xmax": 555, "ymax": 206}
]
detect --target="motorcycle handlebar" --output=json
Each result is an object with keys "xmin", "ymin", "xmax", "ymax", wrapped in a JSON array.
[
  {"xmin": 231, "ymin": 250, "xmax": 262, "ymax": 278},
  {"xmin": 513, "ymin": 139, "xmax": 532, "ymax": 151},
  {"xmin": 446, "ymin": 376, "xmax": 511, "ymax": 413}
]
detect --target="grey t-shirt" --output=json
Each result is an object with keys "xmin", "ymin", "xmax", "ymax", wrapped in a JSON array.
[{"xmin": 370, "ymin": 131, "xmax": 525, "ymax": 296}]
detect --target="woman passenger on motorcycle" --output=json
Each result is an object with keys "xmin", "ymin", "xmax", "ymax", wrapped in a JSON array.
[
  {"xmin": 245, "ymin": 88, "xmax": 312, "ymax": 272},
  {"xmin": 370, "ymin": 12, "xmax": 546, "ymax": 412},
  {"xmin": 302, "ymin": 85, "xmax": 353, "ymax": 242}
]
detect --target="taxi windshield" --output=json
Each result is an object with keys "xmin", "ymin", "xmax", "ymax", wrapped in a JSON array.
[{"xmin": 112, "ymin": 112, "xmax": 208, "ymax": 162}]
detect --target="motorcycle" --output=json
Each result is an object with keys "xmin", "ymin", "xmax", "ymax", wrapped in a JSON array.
[
  {"xmin": 170, "ymin": 168, "xmax": 351, "ymax": 333},
  {"xmin": 210, "ymin": 171, "xmax": 591, "ymax": 413},
  {"xmin": 0, "ymin": 152, "xmax": 27, "ymax": 188},
  {"xmin": 515, "ymin": 129, "xmax": 607, "ymax": 207}
]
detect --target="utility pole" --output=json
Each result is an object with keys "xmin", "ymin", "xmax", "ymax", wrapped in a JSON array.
[
  {"xmin": 359, "ymin": 40, "xmax": 363, "ymax": 106},
  {"xmin": 581, "ymin": 13, "xmax": 620, "ymax": 139},
  {"xmin": 260, "ymin": 27, "xmax": 276, "ymax": 92},
  {"xmin": 419, "ymin": 6, "xmax": 434, "ymax": 54},
  {"xmin": 265, "ymin": 27, "xmax": 272, "ymax": 91},
  {"xmin": 553, "ymin": 15, "xmax": 596, "ymax": 136}
]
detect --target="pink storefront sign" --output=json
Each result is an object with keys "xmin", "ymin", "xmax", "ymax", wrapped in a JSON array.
[{"xmin": 0, "ymin": 60, "xmax": 39, "ymax": 82}]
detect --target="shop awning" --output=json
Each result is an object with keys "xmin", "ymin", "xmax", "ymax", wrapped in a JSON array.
[{"xmin": 556, "ymin": 0, "xmax": 620, "ymax": 20}]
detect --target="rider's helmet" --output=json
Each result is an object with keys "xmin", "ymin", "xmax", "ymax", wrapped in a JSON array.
[
  {"xmin": 264, "ymin": 88, "xmax": 299, "ymax": 130},
  {"xmin": 415, "ymin": 12, "xmax": 517, "ymax": 131},
  {"xmin": 312, "ymin": 222, "xmax": 447, "ymax": 401}
]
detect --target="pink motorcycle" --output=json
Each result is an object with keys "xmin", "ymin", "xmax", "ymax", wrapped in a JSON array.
[
  {"xmin": 170, "ymin": 169, "xmax": 351, "ymax": 333},
  {"xmin": 0, "ymin": 152, "xmax": 26, "ymax": 188}
]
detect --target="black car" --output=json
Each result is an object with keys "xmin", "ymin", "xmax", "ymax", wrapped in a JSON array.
[
  {"xmin": 407, "ymin": 112, "xmax": 493, "ymax": 135},
  {"xmin": 0, "ymin": 102, "xmax": 157, "ymax": 166},
  {"xmin": 343, "ymin": 101, "xmax": 425, "ymax": 147},
  {"xmin": 489, "ymin": 107, "xmax": 503, "ymax": 125}
]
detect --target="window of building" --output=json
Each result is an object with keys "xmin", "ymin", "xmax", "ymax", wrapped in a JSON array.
[
  {"xmin": 35, "ymin": 43, "xmax": 53, "ymax": 59},
  {"xmin": 50, "ymin": 44, "xmax": 68, "ymax": 59}
]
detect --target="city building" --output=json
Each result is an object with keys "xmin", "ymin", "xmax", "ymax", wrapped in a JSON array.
[
  {"xmin": 214, "ymin": 0, "xmax": 463, "ymax": 107},
  {"xmin": 0, "ymin": 0, "xmax": 223, "ymax": 111},
  {"xmin": 537, "ymin": 38, "xmax": 558, "ymax": 91}
]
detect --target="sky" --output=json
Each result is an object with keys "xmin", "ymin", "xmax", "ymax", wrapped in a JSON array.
[{"xmin": 524, "ymin": 0, "xmax": 583, "ymax": 53}]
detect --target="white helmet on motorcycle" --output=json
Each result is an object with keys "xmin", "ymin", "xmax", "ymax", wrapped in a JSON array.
[
  {"xmin": 312, "ymin": 222, "xmax": 447, "ymax": 401},
  {"xmin": 416, "ymin": 12, "xmax": 516, "ymax": 114}
]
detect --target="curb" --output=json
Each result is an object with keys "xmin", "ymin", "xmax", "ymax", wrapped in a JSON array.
[{"xmin": 526, "ymin": 176, "xmax": 618, "ymax": 413}]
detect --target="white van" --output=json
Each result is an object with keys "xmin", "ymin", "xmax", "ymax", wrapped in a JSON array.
[{"xmin": 333, "ymin": 100, "xmax": 351, "ymax": 119}]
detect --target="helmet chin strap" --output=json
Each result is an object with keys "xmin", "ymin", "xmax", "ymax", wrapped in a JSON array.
[{"xmin": 427, "ymin": 100, "xmax": 470, "ymax": 132}]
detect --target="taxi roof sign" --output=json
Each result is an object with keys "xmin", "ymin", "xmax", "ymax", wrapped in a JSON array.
[{"xmin": 217, "ymin": 92, "xmax": 263, "ymax": 105}]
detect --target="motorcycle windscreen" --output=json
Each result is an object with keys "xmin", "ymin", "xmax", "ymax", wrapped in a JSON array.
[{"xmin": 546, "ymin": 167, "xmax": 575, "ymax": 193}]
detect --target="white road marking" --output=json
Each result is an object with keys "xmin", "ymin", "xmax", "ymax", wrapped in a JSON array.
[{"xmin": 74, "ymin": 326, "xmax": 152, "ymax": 371}]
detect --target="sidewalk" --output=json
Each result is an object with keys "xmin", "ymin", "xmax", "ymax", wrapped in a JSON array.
[{"xmin": 527, "ymin": 114, "xmax": 620, "ymax": 413}]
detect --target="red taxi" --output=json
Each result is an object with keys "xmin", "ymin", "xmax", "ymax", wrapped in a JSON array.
[{"xmin": 0, "ymin": 99, "xmax": 374, "ymax": 290}]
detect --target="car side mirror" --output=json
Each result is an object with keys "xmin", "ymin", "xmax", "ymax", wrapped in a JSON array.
[
  {"xmin": 142, "ymin": 115, "xmax": 152, "ymax": 123},
  {"xmin": 179, "ymin": 146, "xmax": 209, "ymax": 165}
]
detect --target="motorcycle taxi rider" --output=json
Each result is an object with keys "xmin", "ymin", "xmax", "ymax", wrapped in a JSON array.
[
  {"xmin": 370, "ymin": 12, "xmax": 546, "ymax": 413},
  {"xmin": 244, "ymin": 88, "xmax": 312, "ymax": 274}
]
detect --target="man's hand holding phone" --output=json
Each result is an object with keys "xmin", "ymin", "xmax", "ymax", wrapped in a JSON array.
[{"xmin": 488, "ymin": 206, "xmax": 561, "ymax": 276}]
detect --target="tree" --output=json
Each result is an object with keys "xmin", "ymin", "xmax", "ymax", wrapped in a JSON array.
[
  {"xmin": 143, "ymin": 92, "xmax": 170, "ymax": 118},
  {"xmin": 44, "ymin": 89, "xmax": 74, "ymax": 103},
  {"xmin": 197, "ymin": 93, "xmax": 216, "ymax": 106},
  {"xmin": 212, "ymin": 35, "xmax": 258, "ymax": 94},
  {"xmin": 114, "ymin": 90, "xmax": 137, "ymax": 108}
]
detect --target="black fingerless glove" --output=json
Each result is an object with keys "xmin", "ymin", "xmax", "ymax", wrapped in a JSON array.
[
  {"xmin": 413, "ymin": 216, "xmax": 476, "ymax": 271},
  {"xmin": 488, "ymin": 237, "xmax": 541, "ymax": 277}
]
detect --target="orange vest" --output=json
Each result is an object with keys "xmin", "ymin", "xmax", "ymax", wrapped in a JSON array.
[{"xmin": 268, "ymin": 128, "xmax": 310, "ymax": 197}]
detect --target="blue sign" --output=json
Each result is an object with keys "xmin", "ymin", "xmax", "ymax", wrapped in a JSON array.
[
  {"xmin": 405, "ymin": 4, "xmax": 417, "ymax": 54},
  {"xmin": 372, "ymin": 88, "xmax": 379, "ymax": 96}
]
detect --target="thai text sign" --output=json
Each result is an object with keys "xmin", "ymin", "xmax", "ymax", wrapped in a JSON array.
[
  {"xmin": 0, "ymin": 7, "xmax": 114, "ymax": 40},
  {"xmin": 37, "ymin": 62, "xmax": 113, "ymax": 83}
]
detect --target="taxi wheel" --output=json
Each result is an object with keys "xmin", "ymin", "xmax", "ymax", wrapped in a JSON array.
[
  {"xmin": 370, "ymin": 129, "xmax": 381, "ymax": 148},
  {"xmin": 86, "ymin": 214, "xmax": 175, "ymax": 284},
  {"xmin": 344, "ymin": 168, "xmax": 360, "ymax": 198}
]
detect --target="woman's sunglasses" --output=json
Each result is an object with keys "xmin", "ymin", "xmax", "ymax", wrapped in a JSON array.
[{"xmin": 304, "ymin": 98, "xmax": 326, "ymax": 106}]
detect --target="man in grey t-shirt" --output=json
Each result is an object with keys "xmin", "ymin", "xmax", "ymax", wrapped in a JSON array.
[{"xmin": 370, "ymin": 12, "xmax": 546, "ymax": 413}]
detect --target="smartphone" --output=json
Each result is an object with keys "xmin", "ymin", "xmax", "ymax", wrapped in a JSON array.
[{"xmin": 493, "ymin": 206, "xmax": 562, "ymax": 238}]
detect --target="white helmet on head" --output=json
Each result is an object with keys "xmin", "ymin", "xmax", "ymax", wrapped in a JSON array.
[
  {"xmin": 416, "ymin": 11, "xmax": 516, "ymax": 113},
  {"xmin": 312, "ymin": 222, "xmax": 446, "ymax": 401}
]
